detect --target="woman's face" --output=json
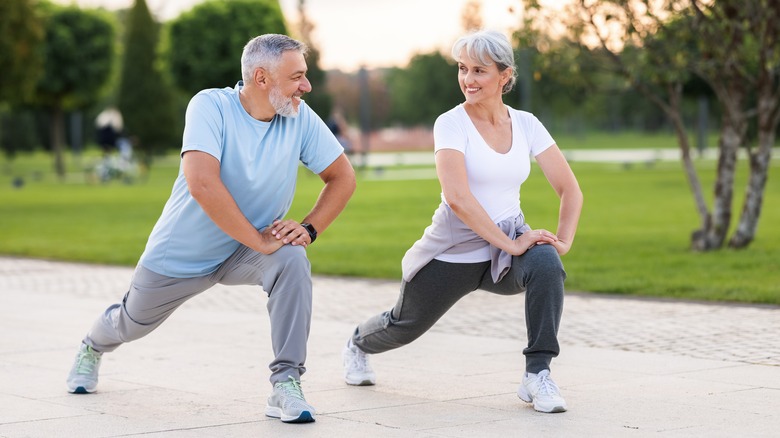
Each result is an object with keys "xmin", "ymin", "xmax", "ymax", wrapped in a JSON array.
[{"xmin": 457, "ymin": 49, "xmax": 509, "ymax": 104}]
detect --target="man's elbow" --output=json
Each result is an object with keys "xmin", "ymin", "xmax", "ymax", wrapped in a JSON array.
[{"xmin": 186, "ymin": 175, "xmax": 214, "ymax": 202}]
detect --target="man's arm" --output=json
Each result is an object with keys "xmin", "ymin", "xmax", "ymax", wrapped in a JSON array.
[
  {"xmin": 268, "ymin": 153, "xmax": 356, "ymax": 244},
  {"xmin": 182, "ymin": 150, "xmax": 284, "ymax": 254}
]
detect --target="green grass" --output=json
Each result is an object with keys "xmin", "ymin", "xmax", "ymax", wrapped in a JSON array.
[
  {"xmin": 1, "ymin": 149, "xmax": 778, "ymax": 305},
  {"xmin": 553, "ymin": 130, "xmax": 723, "ymax": 150}
]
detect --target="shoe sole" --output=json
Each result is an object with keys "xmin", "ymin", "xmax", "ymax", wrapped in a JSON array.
[
  {"xmin": 345, "ymin": 377, "xmax": 376, "ymax": 386},
  {"xmin": 264, "ymin": 406, "xmax": 315, "ymax": 423},
  {"xmin": 517, "ymin": 387, "xmax": 567, "ymax": 413},
  {"xmin": 68, "ymin": 386, "xmax": 96, "ymax": 394}
]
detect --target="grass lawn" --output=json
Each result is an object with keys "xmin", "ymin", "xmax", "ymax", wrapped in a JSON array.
[{"xmin": 1, "ymin": 148, "xmax": 778, "ymax": 305}]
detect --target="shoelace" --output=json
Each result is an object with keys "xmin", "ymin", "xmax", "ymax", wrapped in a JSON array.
[
  {"xmin": 76, "ymin": 347, "xmax": 100, "ymax": 375},
  {"xmin": 535, "ymin": 372, "xmax": 560, "ymax": 396},
  {"xmin": 349, "ymin": 348, "xmax": 370, "ymax": 371},
  {"xmin": 278, "ymin": 377, "xmax": 305, "ymax": 400}
]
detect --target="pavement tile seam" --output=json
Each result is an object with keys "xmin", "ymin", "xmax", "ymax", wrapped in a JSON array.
[{"xmin": 2, "ymin": 257, "xmax": 779, "ymax": 369}]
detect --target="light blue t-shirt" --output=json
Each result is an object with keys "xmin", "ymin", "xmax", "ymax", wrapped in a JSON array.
[{"xmin": 139, "ymin": 82, "xmax": 343, "ymax": 278}]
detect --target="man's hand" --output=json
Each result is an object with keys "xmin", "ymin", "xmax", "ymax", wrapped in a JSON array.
[{"xmin": 268, "ymin": 219, "xmax": 311, "ymax": 247}]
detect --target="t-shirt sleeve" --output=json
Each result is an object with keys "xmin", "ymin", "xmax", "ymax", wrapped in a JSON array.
[
  {"xmin": 525, "ymin": 114, "xmax": 555, "ymax": 157},
  {"xmin": 298, "ymin": 102, "xmax": 344, "ymax": 174},
  {"xmin": 181, "ymin": 92, "xmax": 223, "ymax": 161},
  {"xmin": 433, "ymin": 110, "xmax": 467, "ymax": 154}
]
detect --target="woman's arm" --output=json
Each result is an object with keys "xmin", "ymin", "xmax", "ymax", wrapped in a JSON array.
[
  {"xmin": 435, "ymin": 149, "xmax": 557, "ymax": 256},
  {"xmin": 534, "ymin": 144, "xmax": 583, "ymax": 256}
]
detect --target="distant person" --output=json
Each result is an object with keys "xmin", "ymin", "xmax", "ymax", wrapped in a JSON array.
[
  {"xmin": 326, "ymin": 108, "xmax": 353, "ymax": 156},
  {"xmin": 341, "ymin": 30, "xmax": 583, "ymax": 414},
  {"xmin": 95, "ymin": 107, "xmax": 123, "ymax": 155},
  {"xmin": 66, "ymin": 34, "xmax": 356, "ymax": 424}
]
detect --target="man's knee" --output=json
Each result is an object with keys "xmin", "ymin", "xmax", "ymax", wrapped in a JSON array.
[
  {"xmin": 263, "ymin": 245, "xmax": 311, "ymax": 296},
  {"xmin": 267, "ymin": 245, "xmax": 310, "ymax": 274}
]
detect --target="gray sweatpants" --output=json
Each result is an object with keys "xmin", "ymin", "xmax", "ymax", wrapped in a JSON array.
[
  {"xmin": 83, "ymin": 244, "xmax": 312, "ymax": 385},
  {"xmin": 352, "ymin": 244, "xmax": 566, "ymax": 374}
]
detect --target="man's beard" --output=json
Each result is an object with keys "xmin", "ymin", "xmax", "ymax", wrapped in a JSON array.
[{"xmin": 269, "ymin": 86, "xmax": 300, "ymax": 118}]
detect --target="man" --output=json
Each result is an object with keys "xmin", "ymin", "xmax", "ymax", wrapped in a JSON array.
[{"xmin": 66, "ymin": 34, "xmax": 356, "ymax": 424}]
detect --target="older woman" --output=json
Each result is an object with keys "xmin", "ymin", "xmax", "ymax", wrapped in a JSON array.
[{"xmin": 342, "ymin": 30, "xmax": 583, "ymax": 414}]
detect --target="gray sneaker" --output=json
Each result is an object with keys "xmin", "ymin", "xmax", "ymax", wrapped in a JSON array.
[
  {"xmin": 517, "ymin": 369, "xmax": 567, "ymax": 413},
  {"xmin": 342, "ymin": 338, "xmax": 376, "ymax": 386},
  {"xmin": 66, "ymin": 344, "xmax": 102, "ymax": 394},
  {"xmin": 264, "ymin": 376, "xmax": 316, "ymax": 423}
]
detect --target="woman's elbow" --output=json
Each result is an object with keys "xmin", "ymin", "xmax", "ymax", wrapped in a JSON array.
[{"xmin": 443, "ymin": 191, "xmax": 469, "ymax": 214}]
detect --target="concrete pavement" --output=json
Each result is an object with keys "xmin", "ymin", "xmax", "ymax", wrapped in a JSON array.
[{"xmin": 1, "ymin": 256, "xmax": 778, "ymax": 437}]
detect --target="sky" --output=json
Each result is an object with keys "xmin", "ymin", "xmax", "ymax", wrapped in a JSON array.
[{"xmin": 56, "ymin": 0, "xmax": 523, "ymax": 71}]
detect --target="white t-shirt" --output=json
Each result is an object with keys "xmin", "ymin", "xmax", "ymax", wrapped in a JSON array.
[{"xmin": 432, "ymin": 104, "xmax": 555, "ymax": 263}]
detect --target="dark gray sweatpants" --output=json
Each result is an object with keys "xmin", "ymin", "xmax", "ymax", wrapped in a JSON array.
[
  {"xmin": 352, "ymin": 244, "xmax": 566, "ymax": 373},
  {"xmin": 83, "ymin": 244, "xmax": 312, "ymax": 385}
]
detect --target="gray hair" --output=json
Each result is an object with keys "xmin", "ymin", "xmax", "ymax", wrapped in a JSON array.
[
  {"xmin": 241, "ymin": 34, "xmax": 308, "ymax": 83},
  {"xmin": 451, "ymin": 30, "xmax": 517, "ymax": 94}
]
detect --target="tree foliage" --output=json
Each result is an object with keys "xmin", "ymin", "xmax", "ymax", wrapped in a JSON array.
[
  {"xmin": 294, "ymin": 0, "xmax": 332, "ymax": 119},
  {"xmin": 386, "ymin": 52, "xmax": 463, "ymax": 126},
  {"xmin": 0, "ymin": 0, "xmax": 45, "ymax": 103},
  {"xmin": 118, "ymin": 0, "xmax": 179, "ymax": 166},
  {"xmin": 166, "ymin": 0, "xmax": 287, "ymax": 96},
  {"xmin": 33, "ymin": 2, "xmax": 116, "ymax": 179},
  {"xmin": 521, "ymin": 0, "xmax": 778, "ymax": 251}
]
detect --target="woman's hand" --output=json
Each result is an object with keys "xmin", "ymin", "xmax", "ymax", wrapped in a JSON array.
[{"xmin": 510, "ymin": 229, "xmax": 558, "ymax": 256}]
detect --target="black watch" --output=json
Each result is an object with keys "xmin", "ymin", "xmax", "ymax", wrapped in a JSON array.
[{"xmin": 301, "ymin": 222, "xmax": 317, "ymax": 243}]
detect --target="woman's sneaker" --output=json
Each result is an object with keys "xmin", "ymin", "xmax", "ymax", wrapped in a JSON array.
[
  {"xmin": 517, "ymin": 369, "xmax": 567, "ymax": 413},
  {"xmin": 264, "ymin": 377, "xmax": 316, "ymax": 423},
  {"xmin": 66, "ymin": 344, "xmax": 103, "ymax": 394},
  {"xmin": 342, "ymin": 338, "xmax": 376, "ymax": 386}
]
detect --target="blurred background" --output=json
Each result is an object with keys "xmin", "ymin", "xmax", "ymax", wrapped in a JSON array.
[{"xmin": 1, "ymin": 0, "xmax": 778, "ymax": 303}]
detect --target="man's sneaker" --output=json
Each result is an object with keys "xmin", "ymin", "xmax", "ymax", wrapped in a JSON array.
[
  {"xmin": 517, "ymin": 369, "xmax": 567, "ymax": 413},
  {"xmin": 342, "ymin": 338, "xmax": 376, "ymax": 386},
  {"xmin": 66, "ymin": 343, "xmax": 103, "ymax": 394},
  {"xmin": 264, "ymin": 376, "xmax": 316, "ymax": 423}
]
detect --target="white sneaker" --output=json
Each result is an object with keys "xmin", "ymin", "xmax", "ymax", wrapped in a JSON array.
[
  {"xmin": 517, "ymin": 369, "xmax": 567, "ymax": 413},
  {"xmin": 66, "ymin": 344, "xmax": 102, "ymax": 394},
  {"xmin": 264, "ymin": 376, "xmax": 316, "ymax": 423},
  {"xmin": 342, "ymin": 338, "xmax": 376, "ymax": 386}
]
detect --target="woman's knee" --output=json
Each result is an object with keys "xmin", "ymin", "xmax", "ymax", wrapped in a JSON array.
[{"xmin": 522, "ymin": 245, "xmax": 567, "ymax": 285}]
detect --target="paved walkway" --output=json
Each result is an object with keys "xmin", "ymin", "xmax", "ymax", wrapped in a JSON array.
[{"xmin": 1, "ymin": 256, "xmax": 778, "ymax": 437}]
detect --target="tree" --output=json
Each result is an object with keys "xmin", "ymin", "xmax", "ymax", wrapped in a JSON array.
[
  {"xmin": 523, "ymin": 0, "xmax": 776, "ymax": 251},
  {"xmin": 166, "ymin": 0, "xmax": 287, "ymax": 97},
  {"xmin": 0, "ymin": 0, "xmax": 44, "ymax": 103},
  {"xmin": 32, "ymin": 3, "xmax": 115, "ymax": 179},
  {"xmin": 688, "ymin": 0, "xmax": 780, "ymax": 249},
  {"xmin": 118, "ymin": 0, "xmax": 179, "ymax": 169},
  {"xmin": 461, "ymin": 0, "xmax": 483, "ymax": 32},
  {"xmin": 293, "ymin": 0, "xmax": 332, "ymax": 119},
  {"xmin": 386, "ymin": 52, "xmax": 463, "ymax": 126}
]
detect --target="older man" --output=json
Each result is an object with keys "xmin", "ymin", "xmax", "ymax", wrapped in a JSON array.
[{"xmin": 66, "ymin": 34, "xmax": 355, "ymax": 424}]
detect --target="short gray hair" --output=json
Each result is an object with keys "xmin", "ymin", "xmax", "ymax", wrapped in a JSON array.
[
  {"xmin": 451, "ymin": 30, "xmax": 517, "ymax": 94},
  {"xmin": 241, "ymin": 34, "xmax": 308, "ymax": 83}
]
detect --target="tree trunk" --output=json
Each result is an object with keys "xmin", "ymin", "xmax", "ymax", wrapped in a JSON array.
[
  {"xmin": 50, "ymin": 106, "xmax": 65, "ymax": 181},
  {"xmin": 729, "ymin": 8, "xmax": 780, "ymax": 249},
  {"xmin": 728, "ymin": 92, "xmax": 777, "ymax": 248},
  {"xmin": 710, "ymin": 122, "xmax": 739, "ymax": 248},
  {"xmin": 667, "ymin": 85, "xmax": 709, "ymax": 226},
  {"xmin": 691, "ymin": 116, "xmax": 741, "ymax": 251}
]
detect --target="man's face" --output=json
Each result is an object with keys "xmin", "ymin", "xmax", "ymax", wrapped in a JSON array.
[{"xmin": 268, "ymin": 51, "xmax": 312, "ymax": 118}]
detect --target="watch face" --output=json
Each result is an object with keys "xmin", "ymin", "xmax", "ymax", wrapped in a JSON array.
[{"xmin": 302, "ymin": 223, "xmax": 317, "ymax": 241}]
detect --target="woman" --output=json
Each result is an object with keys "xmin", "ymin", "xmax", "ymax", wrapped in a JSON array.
[{"xmin": 342, "ymin": 30, "xmax": 582, "ymax": 414}]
